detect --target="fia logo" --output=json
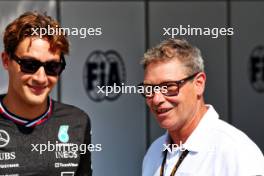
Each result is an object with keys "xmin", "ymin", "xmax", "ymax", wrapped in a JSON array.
[
  {"xmin": 83, "ymin": 50, "xmax": 126, "ymax": 102},
  {"xmin": 250, "ymin": 45, "xmax": 264, "ymax": 92},
  {"xmin": 58, "ymin": 125, "xmax": 69, "ymax": 143}
]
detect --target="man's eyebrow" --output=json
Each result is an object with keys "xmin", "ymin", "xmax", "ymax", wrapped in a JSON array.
[
  {"xmin": 18, "ymin": 55, "xmax": 37, "ymax": 60},
  {"xmin": 143, "ymin": 80, "xmax": 177, "ymax": 85},
  {"xmin": 143, "ymin": 81, "xmax": 155, "ymax": 84},
  {"xmin": 20, "ymin": 55, "xmax": 59, "ymax": 61}
]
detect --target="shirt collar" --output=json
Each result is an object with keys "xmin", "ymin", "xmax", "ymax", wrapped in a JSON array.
[
  {"xmin": 163, "ymin": 105, "xmax": 219, "ymax": 153},
  {"xmin": 183, "ymin": 105, "xmax": 219, "ymax": 153},
  {"xmin": 0, "ymin": 95, "xmax": 53, "ymax": 127}
]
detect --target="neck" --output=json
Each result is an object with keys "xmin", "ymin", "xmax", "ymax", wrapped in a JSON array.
[
  {"xmin": 169, "ymin": 101, "xmax": 208, "ymax": 145},
  {"xmin": 2, "ymin": 93, "xmax": 48, "ymax": 120}
]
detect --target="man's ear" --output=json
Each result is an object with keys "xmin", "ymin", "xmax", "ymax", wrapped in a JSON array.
[
  {"xmin": 194, "ymin": 72, "xmax": 206, "ymax": 96},
  {"xmin": 1, "ymin": 52, "xmax": 10, "ymax": 70}
]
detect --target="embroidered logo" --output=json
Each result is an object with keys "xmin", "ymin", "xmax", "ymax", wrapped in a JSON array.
[
  {"xmin": 0, "ymin": 130, "xmax": 10, "ymax": 148},
  {"xmin": 58, "ymin": 125, "xmax": 69, "ymax": 143}
]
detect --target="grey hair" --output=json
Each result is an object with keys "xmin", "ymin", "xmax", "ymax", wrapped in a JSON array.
[{"xmin": 141, "ymin": 38, "xmax": 204, "ymax": 75}]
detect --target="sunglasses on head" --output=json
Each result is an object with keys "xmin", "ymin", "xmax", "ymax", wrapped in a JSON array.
[{"xmin": 10, "ymin": 54, "xmax": 66, "ymax": 76}]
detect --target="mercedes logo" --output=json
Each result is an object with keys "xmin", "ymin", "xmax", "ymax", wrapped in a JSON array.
[{"xmin": 0, "ymin": 129, "xmax": 10, "ymax": 148}]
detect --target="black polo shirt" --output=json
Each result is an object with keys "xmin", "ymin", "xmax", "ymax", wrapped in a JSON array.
[{"xmin": 0, "ymin": 94, "xmax": 92, "ymax": 176}]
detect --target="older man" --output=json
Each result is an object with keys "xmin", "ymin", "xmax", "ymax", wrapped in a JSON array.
[{"xmin": 141, "ymin": 39, "xmax": 264, "ymax": 176}]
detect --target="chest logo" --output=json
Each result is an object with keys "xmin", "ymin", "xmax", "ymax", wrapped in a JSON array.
[
  {"xmin": 58, "ymin": 125, "xmax": 69, "ymax": 143},
  {"xmin": 0, "ymin": 130, "xmax": 10, "ymax": 148}
]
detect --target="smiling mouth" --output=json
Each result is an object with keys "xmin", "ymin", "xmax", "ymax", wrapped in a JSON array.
[
  {"xmin": 156, "ymin": 108, "xmax": 173, "ymax": 114},
  {"xmin": 27, "ymin": 85, "xmax": 47, "ymax": 94}
]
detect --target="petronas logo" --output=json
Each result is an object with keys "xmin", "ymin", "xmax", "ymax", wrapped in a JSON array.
[{"xmin": 58, "ymin": 125, "xmax": 69, "ymax": 143}]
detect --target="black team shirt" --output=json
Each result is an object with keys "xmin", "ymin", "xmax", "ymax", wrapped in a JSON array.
[{"xmin": 0, "ymin": 94, "xmax": 92, "ymax": 176}]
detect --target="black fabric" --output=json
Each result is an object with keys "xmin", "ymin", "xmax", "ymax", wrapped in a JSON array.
[{"xmin": 0, "ymin": 94, "xmax": 92, "ymax": 176}]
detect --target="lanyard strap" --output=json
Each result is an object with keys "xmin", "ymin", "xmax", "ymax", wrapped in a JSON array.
[{"xmin": 160, "ymin": 149, "xmax": 189, "ymax": 176}]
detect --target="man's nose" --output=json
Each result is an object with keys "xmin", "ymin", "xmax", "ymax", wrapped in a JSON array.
[
  {"xmin": 152, "ymin": 91, "xmax": 165, "ymax": 105},
  {"xmin": 32, "ymin": 66, "xmax": 48, "ymax": 84}
]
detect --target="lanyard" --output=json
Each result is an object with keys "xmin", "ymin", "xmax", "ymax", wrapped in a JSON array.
[{"xmin": 159, "ymin": 149, "xmax": 189, "ymax": 176}]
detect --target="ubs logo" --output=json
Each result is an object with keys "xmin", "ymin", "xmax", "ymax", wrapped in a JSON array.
[
  {"xmin": 83, "ymin": 50, "xmax": 126, "ymax": 102},
  {"xmin": 0, "ymin": 130, "xmax": 10, "ymax": 148},
  {"xmin": 249, "ymin": 46, "xmax": 264, "ymax": 92}
]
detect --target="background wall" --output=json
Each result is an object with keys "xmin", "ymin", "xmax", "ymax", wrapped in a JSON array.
[
  {"xmin": 60, "ymin": 2, "xmax": 146, "ymax": 176},
  {"xmin": 0, "ymin": 1, "xmax": 263, "ymax": 176}
]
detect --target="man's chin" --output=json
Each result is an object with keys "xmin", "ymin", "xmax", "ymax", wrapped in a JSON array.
[
  {"xmin": 158, "ymin": 118, "xmax": 180, "ymax": 131},
  {"xmin": 23, "ymin": 93, "xmax": 48, "ymax": 106},
  {"xmin": 158, "ymin": 119, "xmax": 173, "ymax": 130}
]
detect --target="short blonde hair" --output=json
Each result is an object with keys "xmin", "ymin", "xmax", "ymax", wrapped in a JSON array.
[{"xmin": 141, "ymin": 38, "xmax": 204, "ymax": 75}]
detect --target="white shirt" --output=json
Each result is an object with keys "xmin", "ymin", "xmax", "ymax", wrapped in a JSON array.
[{"xmin": 142, "ymin": 105, "xmax": 264, "ymax": 176}]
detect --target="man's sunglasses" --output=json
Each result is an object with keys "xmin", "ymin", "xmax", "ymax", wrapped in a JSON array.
[{"xmin": 10, "ymin": 54, "xmax": 66, "ymax": 76}]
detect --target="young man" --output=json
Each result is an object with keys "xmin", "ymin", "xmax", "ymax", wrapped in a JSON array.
[
  {"xmin": 0, "ymin": 11, "xmax": 92, "ymax": 175},
  {"xmin": 141, "ymin": 39, "xmax": 264, "ymax": 176}
]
